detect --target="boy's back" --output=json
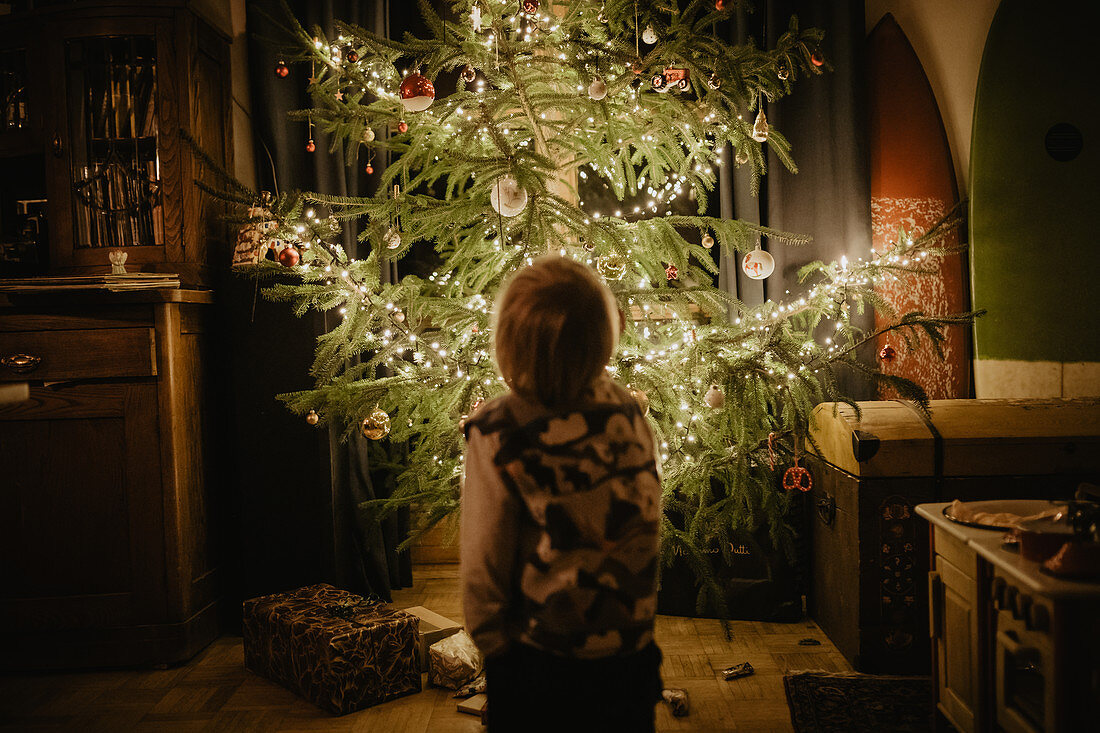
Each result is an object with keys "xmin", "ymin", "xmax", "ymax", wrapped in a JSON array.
[{"xmin": 462, "ymin": 377, "xmax": 661, "ymax": 660}]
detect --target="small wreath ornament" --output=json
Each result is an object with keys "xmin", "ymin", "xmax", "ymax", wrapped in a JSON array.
[{"xmin": 783, "ymin": 464, "xmax": 813, "ymax": 492}]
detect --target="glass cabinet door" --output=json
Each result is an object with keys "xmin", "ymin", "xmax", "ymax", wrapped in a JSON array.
[
  {"xmin": 0, "ymin": 34, "xmax": 48, "ymax": 276},
  {"xmin": 65, "ymin": 35, "xmax": 163, "ymax": 250}
]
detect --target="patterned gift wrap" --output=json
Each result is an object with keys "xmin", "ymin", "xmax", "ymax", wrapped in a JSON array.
[{"xmin": 242, "ymin": 584, "xmax": 421, "ymax": 715}]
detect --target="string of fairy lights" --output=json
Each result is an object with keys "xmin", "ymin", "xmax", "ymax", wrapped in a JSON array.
[{"xmin": 244, "ymin": 0, "xmax": 940, "ymax": 475}]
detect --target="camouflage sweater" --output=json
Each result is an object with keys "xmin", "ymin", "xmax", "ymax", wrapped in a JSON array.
[{"xmin": 461, "ymin": 378, "xmax": 662, "ymax": 660}]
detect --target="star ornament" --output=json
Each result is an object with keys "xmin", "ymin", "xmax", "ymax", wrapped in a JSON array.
[{"xmin": 334, "ymin": 90, "xmax": 344, "ymax": 101}]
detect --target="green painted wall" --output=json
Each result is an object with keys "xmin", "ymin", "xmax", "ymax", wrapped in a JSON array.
[{"xmin": 969, "ymin": 0, "xmax": 1100, "ymax": 362}]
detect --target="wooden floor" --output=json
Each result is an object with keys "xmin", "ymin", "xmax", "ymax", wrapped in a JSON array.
[{"xmin": 0, "ymin": 565, "xmax": 851, "ymax": 732}]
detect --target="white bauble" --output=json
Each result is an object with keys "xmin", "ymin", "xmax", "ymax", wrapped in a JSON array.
[
  {"xmin": 588, "ymin": 77, "xmax": 607, "ymax": 101},
  {"xmin": 741, "ymin": 246, "xmax": 775, "ymax": 280},
  {"xmin": 704, "ymin": 384, "xmax": 725, "ymax": 409},
  {"xmin": 489, "ymin": 176, "xmax": 528, "ymax": 217},
  {"xmin": 641, "ymin": 25, "xmax": 658, "ymax": 45},
  {"xmin": 383, "ymin": 226, "xmax": 402, "ymax": 249}
]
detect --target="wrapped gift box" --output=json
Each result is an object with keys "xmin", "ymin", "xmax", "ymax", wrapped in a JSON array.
[
  {"xmin": 429, "ymin": 629, "xmax": 483, "ymax": 689},
  {"xmin": 403, "ymin": 606, "xmax": 462, "ymax": 672},
  {"xmin": 243, "ymin": 584, "xmax": 420, "ymax": 714}
]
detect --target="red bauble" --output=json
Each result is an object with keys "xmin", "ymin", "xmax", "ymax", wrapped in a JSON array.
[
  {"xmin": 397, "ymin": 121, "xmax": 409, "ymax": 133},
  {"xmin": 277, "ymin": 246, "xmax": 300, "ymax": 267},
  {"xmin": 879, "ymin": 344, "xmax": 897, "ymax": 362},
  {"xmin": 346, "ymin": 49, "xmax": 359, "ymax": 63},
  {"xmin": 783, "ymin": 466, "xmax": 813, "ymax": 492},
  {"xmin": 521, "ymin": 0, "xmax": 539, "ymax": 13},
  {"xmin": 715, "ymin": 0, "xmax": 728, "ymax": 10},
  {"xmin": 305, "ymin": 139, "xmax": 316, "ymax": 153},
  {"xmin": 364, "ymin": 164, "xmax": 374, "ymax": 175},
  {"xmin": 631, "ymin": 59, "xmax": 644, "ymax": 74},
  {"xmin": 665, "ymin": 264, "xmax": 679, "ymax": 281},
  {"xmin": 275, "ymin": 60, "xmax": 289, "ymax": 78},
  {"xmin": 399, "ymin": 72, "xmax": 435, "ymax": 112},
  {"xmin": 811, "ymin": 50, "xmax": 825, "ymax": 67}
]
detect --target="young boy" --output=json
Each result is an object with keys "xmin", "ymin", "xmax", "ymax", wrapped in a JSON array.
[{"xmin": 462, "ymin": 255, "xmax": 663, "ymax": 731}]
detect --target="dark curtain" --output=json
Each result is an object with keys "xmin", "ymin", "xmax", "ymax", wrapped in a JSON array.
[
  {"xmin": 221, "ymin": 0, "xmax": 410, "ymax": 609},
  {"xmin": 719, "ymin": 0, "xmax": 875, "ymax": 398}
]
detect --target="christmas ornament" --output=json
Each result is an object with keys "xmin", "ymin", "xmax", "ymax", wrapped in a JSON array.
[
  {"xmin": 383, "ymin": 226, "xmax": 402, "ymax": 249},
  {"xmin": 777, "ymin": 64, "xmax": 789, "ymax": 81},
  {"xmin": 398, "ymin": 121, "xmax": 409, "ymax": 133},
  {"xmin": 489, "ymin": 176, "xmax": 528, "ymax": 217},
  {"xmin": 521, "ymin": 0, "xmax": 539, "ymax": 13},
  {"xmin": 596, "ymin": 252, "xmax": 627, "ymax": 280},
  {"xmin": 715, "ymin": 0, "xmax": 728, "ymax": 10},
  {"xmin": 361, "ymin": 408, "xmax": 391, "ymax": 440},
  {"xmin": 346, "ymin": 49, "xmax": 359, "ymax": 63},
  {"xmin": 704, "ymin": 384, "xmax": 725, "ymax": 409},
  {"xmin": 751, "ymin": 109, "xmax": 769, "ymax": 142},
  {"xmin": 735, "ymin": 148, "xmax": 749, "ymax": 165},
  {"xmin": 399, "ymin": 72, "xmax": 435, "ymax": 112},
  {"xmin": 233, "ymin": 206, "xmax": 279, "ymax": 267},
  {"xmin": 364, "ymin": 164, "xmax": 374, "ymax": 175},
  {"xmin": 631, "ymin": 58, "xmax": 645, "ymax": 74},
  {"xmin": 460, "ymin": 64, "xmax": 477, "ymax": 84},
  {"xmin": 741, "ymin": 245, "xmax": 774, "ymax": 280},
  {"xmin": 305, "ymin": 138, "xmax": 316, "ymax": 153},
  {"xmin": 879, "ymin": 344, "xmax": 897, "ymax": 362},
  {"xmin": 588, "ymin": 76, "xmax": 607, "ymax": 101},
  {"xmin": 630, "ymin": 388, "xmax": 650, "ymax": 417},
  {"xmin": 470, "ymin": 3, "xmax": 482, "ymax": 32},
  {"xmin": 701, "ymin": 233, "xmax": 715, "ymax": 249},
  {"xmin": 708, "ymin": 72, "xmax": 721, "ymax": 90},
  {"xmin": 275, "ymin": 60, "xmax": 289, "ymax": 78},
  {"xmin": 811, "ymin": 50, "xmax": 825, "ymax": 67},
  {"xmin": 665, "ymin": 264, "xmax": 679, "ymax": 281},
  {"xmin": 361, "ymin": 128, "xmax": 375, "ymax": 143},
  {"xmin": 652, "ymin": 67, "xmax": 690, "ymax": 93},
  {"xmin": 393, "ymin": 308, "xmax": 405, "ymax": 323},
  {"xmin": 783, "ymin": 465, "xmax": 813, "ymax": 492},
  {"xmin": 277, "ymin": 245, "xmax": 300, "ymax": 267},
  {"xmin": 642, "ymin": 25, "xmax": 658, "ymax": 45},
  {"xmin": 306, "ymin": 409, "xmax": 320, "ymax": 425}
]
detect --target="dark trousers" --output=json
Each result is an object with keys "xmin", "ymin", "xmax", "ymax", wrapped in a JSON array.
[{"xmin": 484, "ymin": 641, "xmax": 663, "ymax": 732}]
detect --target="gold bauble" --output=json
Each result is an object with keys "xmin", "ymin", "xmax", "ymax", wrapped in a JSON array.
[
  {"xmin": 596, "ymin": 252, "xmax": 627, "ymax": 280},
  {"xmin": 361, "ymin": 408, "xmax": 391, "ymax": 440},
  {"xmin": 630, "ymin": 388, "xmax": 650, "ymax": 417},
  {"xmin": 306, "ymin": 409, "xmax": 320, "ymax": 425}
]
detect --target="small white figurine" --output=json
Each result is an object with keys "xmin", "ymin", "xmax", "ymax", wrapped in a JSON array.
[{"xmin": 109, "ymin": 249, "xmax": 128, "ymax": 275}]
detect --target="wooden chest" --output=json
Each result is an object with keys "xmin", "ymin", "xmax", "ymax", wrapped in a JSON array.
[{"xmin": 807, "ymin": 399, "xmax": 1100, "ymax": 674}]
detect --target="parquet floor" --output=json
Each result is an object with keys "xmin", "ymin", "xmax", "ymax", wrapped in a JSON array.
[{"xmin": 0, "ymin": 565, "xmax": 851, "ymax": 732}]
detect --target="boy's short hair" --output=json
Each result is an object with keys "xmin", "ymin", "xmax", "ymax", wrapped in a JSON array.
[{"xmin": 494, "ymin": 255, "xmax": 620, "ymax": 408}]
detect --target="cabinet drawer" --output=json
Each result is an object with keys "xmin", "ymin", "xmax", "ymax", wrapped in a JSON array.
[{"xmin": 0, "ymin": 328, "xmax": 156, "ymax": 382}]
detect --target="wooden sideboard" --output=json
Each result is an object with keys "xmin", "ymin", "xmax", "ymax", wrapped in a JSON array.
[
  {"xmin": 0, "ymin": 288, "xmax": 220, "ymax": 670},
  {"xmin": 918, "ymin": 502, "xmax": 1100, "ymax": 733}
]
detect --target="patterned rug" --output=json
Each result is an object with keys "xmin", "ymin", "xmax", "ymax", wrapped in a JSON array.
[{"xmin": 783, "ymin": 671, "xmax": 933, "ymax": 733}]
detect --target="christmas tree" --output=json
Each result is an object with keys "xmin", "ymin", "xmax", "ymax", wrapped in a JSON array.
[{"xmin": 204, "ymin": 0, "xmax": 969, "ymax": 614}]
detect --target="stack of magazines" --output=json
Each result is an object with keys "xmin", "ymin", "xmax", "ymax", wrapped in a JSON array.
[{"xmin": 0, "ymin": 273, "xmax": 180, "ymax": 293}]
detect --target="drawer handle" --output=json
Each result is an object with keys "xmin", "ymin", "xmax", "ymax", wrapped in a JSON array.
[{"xmin": 1, "ymin": 353, "xmax": 42, "ymax": 373}]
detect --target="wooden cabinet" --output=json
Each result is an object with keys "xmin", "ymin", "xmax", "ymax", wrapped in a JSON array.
[
  {"xmin": 920, "ymin": 502, "xmax": 1100, "ymax": 733},
  {"xmin": 0, "ymin": 289, "xmax": 220, "ymax": 670},
  {"xmin": 0, "ymin": 1, "xmax": 231, "ymax": 286},
  {"xmin": 928, "ymin": 527, "xmax": 991, "ymax": 733}
]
